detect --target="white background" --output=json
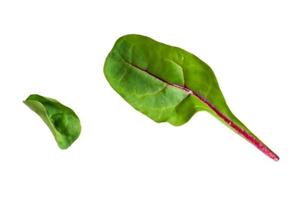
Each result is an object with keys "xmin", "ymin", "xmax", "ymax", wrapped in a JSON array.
[{"xmin": 0, "ymin": 0, "xmax": 299, "ymax": 199}]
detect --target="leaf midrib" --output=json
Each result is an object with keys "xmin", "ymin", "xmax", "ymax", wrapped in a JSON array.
[{"xmin": 119, "ymin": 56, "xmax": 279, "ymax": 161}]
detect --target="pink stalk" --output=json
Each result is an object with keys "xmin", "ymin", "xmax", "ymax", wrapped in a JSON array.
[{"xmin": 129, "ymin": 62, "xmax": 279, "ymax": 161}]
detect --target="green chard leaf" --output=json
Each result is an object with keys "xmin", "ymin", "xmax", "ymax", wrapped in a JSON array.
[
  {"xmin": 104, "ymin": 34, "xmax": 279, "ymax": 161},
  {"xmin": 24, "ymin": 94, "xmax": 81, "ymax": 149}
]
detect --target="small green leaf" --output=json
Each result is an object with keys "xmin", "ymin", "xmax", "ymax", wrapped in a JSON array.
[
  {"xmin": 24, "ymin": 94, "xmax": 81, "ymax": 149},
  {"xmin": 104, "ymin": 34, "xmax": 279, "ymax": 161}
]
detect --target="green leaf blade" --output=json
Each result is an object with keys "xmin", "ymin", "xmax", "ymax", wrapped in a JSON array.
[
  {"xmin": 24, "ymin": 94, "xmax": 81, "ymax": 149},
  {"xmin": 104, "ymin": 34, "xmax": 279, "ymax": 161}
]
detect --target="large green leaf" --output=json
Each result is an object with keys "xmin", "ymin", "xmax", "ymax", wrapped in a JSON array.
[
  {"xmin": 24, "ymin": 94, "xmax": 81, "ymax": 149},
  {"xmin": 104, "ymin": 34, "xmax": 279, "ymax": 161}
]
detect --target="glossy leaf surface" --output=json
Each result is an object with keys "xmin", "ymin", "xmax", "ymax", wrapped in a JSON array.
[
  {"xmin": 24, "ymin": 94, "xmax": 81, "ymax": 149},
  {"xmin": 104, "ymin": 34, "xmax": 279, "ymax": 161}
]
